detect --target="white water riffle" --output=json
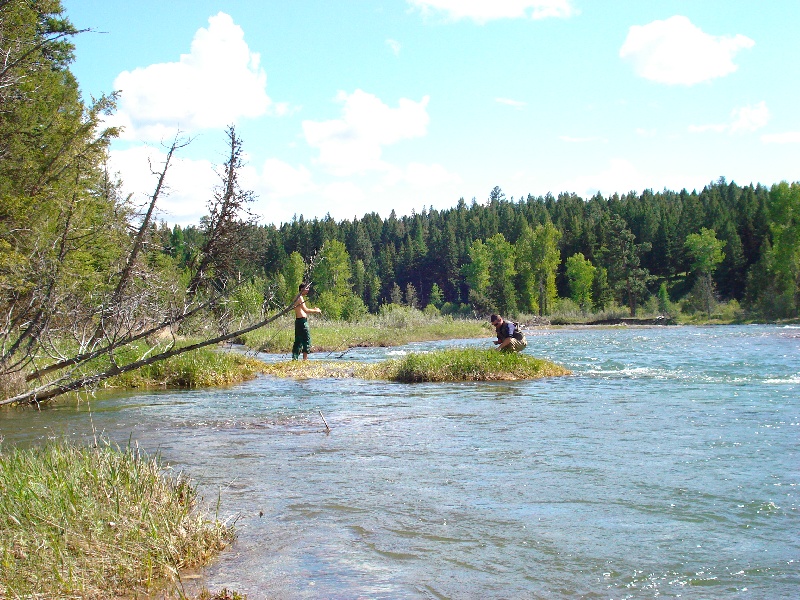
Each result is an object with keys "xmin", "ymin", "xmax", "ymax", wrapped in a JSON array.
[{"xmin": 2, "ymin": 325, "xmax": 798, "ymax": 599}]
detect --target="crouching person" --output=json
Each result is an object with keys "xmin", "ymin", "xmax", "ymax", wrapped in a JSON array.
[{"xmin": 490, "ymin": 314, "xmax": 527, "ymax": 352}]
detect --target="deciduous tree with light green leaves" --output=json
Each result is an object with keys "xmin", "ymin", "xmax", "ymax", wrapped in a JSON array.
[
  {"xmin": 685, "ymin": 227, "xmax": 726, "ymax": 317},
  {"xmin": 516, "ymin": 222, "xmax": 561, "ymax": 316},
  {"xmin": 310, "ymin": 239, "xmax": 353, "ymax": 319},
  {"xmin": 484, "ymin": 233, "xmax": 517, "ymax": 315},
  {"xmin": 765, "ymin": 181, "xmax": 800, "ymax": 316},
  {"xmin": 565, "ymin": 252, "xmax": 596, "ymax": 311}
]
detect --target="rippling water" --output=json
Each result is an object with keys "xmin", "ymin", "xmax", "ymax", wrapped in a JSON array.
[{"xmin": 1, "ymin": 325, "xmax": 798, "ymax": 599}]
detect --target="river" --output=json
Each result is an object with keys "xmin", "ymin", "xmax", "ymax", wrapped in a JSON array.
[{"xmin": 1, "ymin": 325, "xmax": 798, "ymax": 599}]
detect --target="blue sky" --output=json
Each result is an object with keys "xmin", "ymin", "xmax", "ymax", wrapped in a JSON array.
[{"xmin": 62, "ymin": 0, "xmax": 800, "ymax": 226}]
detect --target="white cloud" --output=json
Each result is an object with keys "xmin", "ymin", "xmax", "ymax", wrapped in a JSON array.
[
  {"xmin": 761, "ymin": 131, "xmax": 800, "ymax": 144},
  {"xmin": 619, "ymin": 15, "xmax": 754, "ymax": 85},
  {"xmin": 408, "ymin": 0, "xmax": 577, "ymax": 23},
  {"xmin": 689, "ymin": 101, "xmax": 770, "ymax": 135},
  {"xmin": 688, "ymin": 123, "xmax": 728, "ymax": 134},
  {"xmin": 404, "ymin": 163, "xmax": 462, "ymax": 187},
  {"xmin": 560, "ymin": 158, "xmax": 650, "ymax": 198},
  {"xmin": 242, "ymin": 158, "xmax": 316, "ymax": 199},
  {"xmin": 109, "ymin": 146, "xmax": 216, "ymax": 225},
  {"xmin": 386, "ymin": 39, "xmax": 402, "ymax": 55},
  {"xmin": 109, "ymin": 13, "xmax": 275, "ymax": 141},
  {"xmin": 730, "ymin": 101, "xmax": 770, "ymax": 133},
  {"xmin": 495, "ymin": 97, "xmax": 527, "ymax": 108},
  {"xmin": 302, "ymin": 89, "xmax": 430, "ymax": 176},
  {"xmin": 323, "ymin": 181, "xmax": 366, "ymax": 205}
]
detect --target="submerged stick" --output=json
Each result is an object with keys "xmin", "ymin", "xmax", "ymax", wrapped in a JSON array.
[{"xmin": 319, "ymin": 410, "xmax": 330, "ymax": 432}]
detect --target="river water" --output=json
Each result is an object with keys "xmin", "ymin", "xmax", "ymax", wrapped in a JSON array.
[{"xmin": 1, "ymin": 325, "xmax": 798, "ymax": 599}]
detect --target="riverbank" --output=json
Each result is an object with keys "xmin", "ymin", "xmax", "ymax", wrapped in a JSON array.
[{"xmin": 0, "ymin": 440, "xmax": 240, "ymax": 598}]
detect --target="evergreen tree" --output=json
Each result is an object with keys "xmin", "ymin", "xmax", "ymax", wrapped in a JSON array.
[{"xmin": 598, "ymin": 214, "xmax": 653, "ymax": 316}]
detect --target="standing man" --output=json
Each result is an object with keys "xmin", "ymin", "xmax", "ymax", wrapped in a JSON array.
[
  {"xmin": 490, "ymin": 314, "xmax": 527, "ymax": 352},
  {"xmin": 292, "ymin": 282, "xmax": 322, "ymax": 360}
]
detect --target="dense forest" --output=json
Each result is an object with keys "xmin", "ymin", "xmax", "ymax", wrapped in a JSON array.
[
  {"xmin": 160, "ymin": 178, "xmax": 798, "ymax": 321},
  {"xmin": 1, "ymin": 1, "xmax": 799, "ymax": 404}
]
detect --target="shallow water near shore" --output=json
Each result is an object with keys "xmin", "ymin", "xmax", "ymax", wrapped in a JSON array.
[{"xmin": 2, "ymin": 325, "xmax": 798, "ymax": 599}]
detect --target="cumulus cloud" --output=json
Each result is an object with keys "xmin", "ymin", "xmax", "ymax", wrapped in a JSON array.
[
  {"xmin": 302, "ymin": 89, "xmax": 430, "ymax": 176},
  {"xmin": 729, "ymin": 101, "xmax": 770, "ymax": 133},
  {"xmin": 403, "ymin": 163, "xmax": 462, "ymax": 187},
  {"xmin": 243, "ymin": 158, "xmax": 316, "ymax": 198},
  {"xmin": 109, "ymin": 146, "xmax": 216, "ymax": 225},
  {"xmin": 561, "ymin": 158, "xmax": 650, "ymax": 198},
  {"xmin": 689, "ymin": 101, "xmax": 770, "ymax": 135},
  {"xmin": 619, "ymin": 15, "xmax": 754, "ymax": 85},
  {"xmin": 761, "ymin": 131, "xmax": 800, "ymax": 144},
  {"xmin": 109, "ymin": 13, "xmax": 275, "ymax": 141},
  {"xmin": 408, "ymin": 0, "xmax": 577, "ymax": 23}
]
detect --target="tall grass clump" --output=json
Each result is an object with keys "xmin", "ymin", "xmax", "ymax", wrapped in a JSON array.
[
  {"xmin": 372, "ymin": 348, "xmax": 570, "ymax": 382},
  {"xmin": 103, "ymin": 343, "xmax": 267, "ymax": 389},
  {"xmin": 260, "ymin": 348, "xmax": 570, "ymax": 382},
  {"xmin": 0, "ymin": 440, "xmax": 234, "ymax": 598}
]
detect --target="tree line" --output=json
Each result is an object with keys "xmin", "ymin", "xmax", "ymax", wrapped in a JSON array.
[{"xmin": 160, "ymin": 179, "xmax": 799, "ymax": 321}]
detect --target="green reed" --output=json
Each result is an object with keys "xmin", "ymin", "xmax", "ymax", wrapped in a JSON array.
[{"xmin": 0, "ymin": 440, "xmax": 234, "ymax": 598}]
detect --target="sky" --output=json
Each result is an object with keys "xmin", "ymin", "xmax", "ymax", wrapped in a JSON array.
[{"xmin": 62, "ymin": 0, "xmax": 800, "ymax": 227}]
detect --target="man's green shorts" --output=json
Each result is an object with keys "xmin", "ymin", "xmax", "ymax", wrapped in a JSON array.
[{"xmin": 292, "ymin": 317, "xmax": 311, "ymax": 360}]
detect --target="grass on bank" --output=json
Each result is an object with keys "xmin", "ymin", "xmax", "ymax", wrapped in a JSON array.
[
  {"xmin": 261, "ymin": 347, "xmax": 570, "ymax": 382},
  {"xmin": 103, "ymin": 343, "xmax": 268, "ymax": 390},
  {"xmin": 242, "ymin": 306, "xmax": 490, "ymax": 354},
  {"xmin": 0, "ymin": 440, "xmax": 234, "ymax": 598}
]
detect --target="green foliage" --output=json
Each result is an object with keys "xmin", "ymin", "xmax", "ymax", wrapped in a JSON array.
[
  {"xmin": 484, "ymin": 233, "xmax": 517, "ymax": 314},
  {"xmin": 259, "ymin": 348, "xmax": 570, "ymax": 382},
  {"xmin": 685, "ymin": 228, "xmax": 726, "ymax": 317},
  {"xmin": 463, "ymin": 239, "xmax": 490, "ymax": 298},
  {"xmin": 104, "ymin": 344, "xmax": 268, "ymax": 389},
  {"xmin": 429, "ymin": 282, "xmax": 444, "ymax": 308},
  {"xmin": 369, "ymin": 348, "xmax": 570, "ymax": 382},
  {"xmin": 516, "ymin": 222, "xmax": 560, "ymax": 315},
  {"xmin": 310, "ymin": 240, "xmax": 353, "ymax": 318},
  {"xmin": 229, "ymin": 279, "xmax": 265, "ymax": 320},
  {"xmin": 0, "ymin": 439, "xmax": 233, "ymax": 597},
  {"xmin": 657, "ymin": 282, "xmax": 673, "ymax": 315},
  {"xmin": 598, "ymin": 214, "xmax": 653, "ymax": 316},
  {"xmin": 281, "ymin": 251, "xmax": 306, "ymax": 306},
  {"xmin": 685, "ymin": 228, "xmax": 726, "ymax": 275},
  {"xmin": 565, "ymin": 252, "xmax": 596, "ymax": 311},
  {"xmin": 341, "ymin": 294, "xmax": 368, "ymax": 322},
  {"xmin": 765, "ymin": 181, "xmax": 800, "ymax": 316}
]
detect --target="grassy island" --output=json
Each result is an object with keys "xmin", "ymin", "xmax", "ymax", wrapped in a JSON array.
[
  {"xmin": 0, "ymin": 440, "xmax": 237, "ymax": 599},
  {"xmin": 261, "ymin": 348, "xmax": 570, "ymax": 382}
]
